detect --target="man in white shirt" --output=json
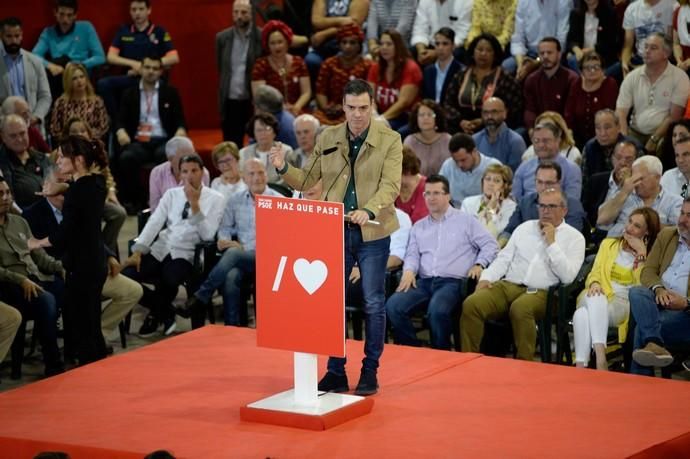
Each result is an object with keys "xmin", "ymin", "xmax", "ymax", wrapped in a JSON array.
[
  {"xmin": 411, "ymin": 0, "xmax": 473, "ymax": 66},
  {"xmin": 461, "ymin": 187, "xmax": 585, "ymax": 360},
  {"xmin": 122, "ymin": 155, "xmax": 225, "ymax": 337},
  {"xmin": 661, "ymin": 136, "xmax": 690, "ymax": 198}
]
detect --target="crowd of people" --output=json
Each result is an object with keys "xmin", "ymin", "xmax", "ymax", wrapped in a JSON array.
[{"xmin": 2, "ymin": 0, "xmax": 690, "ymax": 391}]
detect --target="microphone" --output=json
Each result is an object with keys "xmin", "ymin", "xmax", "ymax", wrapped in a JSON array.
[
  {"xmin": 298, "ymin": 146, "xmax": 337, "ymax": 199},
  {"xmin": 324, "ymin": 160, "xmax": 349, "ymax": 202}
]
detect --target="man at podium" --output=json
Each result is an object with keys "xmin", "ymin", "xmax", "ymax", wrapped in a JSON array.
[{"xmin": 270, "ymin": 79, "xmax": 402, "ymax": 396}]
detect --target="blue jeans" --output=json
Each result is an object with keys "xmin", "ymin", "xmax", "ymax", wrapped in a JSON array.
[
  {"xmin": 195, "ymin": 248, "xmax": 256, "ymax": 325},
  {"xmin": 386, "ymin": 277, "xmax": 464, "ymax": 350},
  {"xmin": 629, "ymin": 286, "xmax": 690, "ymax": 375},
  {"xmin": 328, "ymin": 226, "xmax": 390, "ymax": 375}
]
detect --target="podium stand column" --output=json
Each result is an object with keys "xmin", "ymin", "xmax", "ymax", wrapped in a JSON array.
[{"xmin": 294, "ymin": 352, "xmax": 318, "ymax": 406}]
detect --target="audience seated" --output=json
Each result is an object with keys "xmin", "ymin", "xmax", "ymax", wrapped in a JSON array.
[
  {"xmin": 673, "ymin": 0, "xmax": 690, "ymax": 74},
  {"xmin": 461, "ymin": 187, "xmax": 586, "ymax": 360},
  {"xmin": 115, "ymin": 53, "xmax": 187, "ymax": 211},
  {"xmin": 98, "ymin": 0, "xmax": 179, "ymax": 120},
  {"xmin": 366, "ymin": 0, "xmax": 417, "ymax": 58},
  {"xmin": 314, "ymin": 24, "xmax": 371, "ymax": 126},
  {"xmin": 521, "ymin": 111, "xmax": 582, "ymax": 165},
  {"xmin": 253, "ymin": 85, "xmax": 299, "ymax": 149},
  {"xmin": 621, "ymin": 0, "xmax": 675, "ymax": 77},
  {"xmin": 387, "ymin": 174, "xmax": 499, "ymax": 350},
  {"xmin": 148, "ymin": 137, "xmax": 210, "ymax": 212},
  {"xmin": 49, "ymin": 62, "xmax": 109, "ymax": 142},
  {"xmin": 0, "ymin": 301, "xmax": 21, "ymax": 368},
  {"xmin": 420, "ymin": 28, "xmax": 463, "ymax": 105},
  {"xmin": 500, "ymin": 160, "xmax": 586, "ymax": 247},
  {"xmin": 507, "ymin": 0, "xmax": 572, "ymax": 80},
  {"xmin": 564, "ymin": 51, "xmax": 619, "ymax": 148},
  {"xmin": 629, "ymin": 198, "xmax": 690, "ymax": 375},
  {"xmin": 287, "ymin": 114, "xmax": 319, "ymax": 168},
  {"xmin": 0, "ymin": 96, "xmax": 50, "ymax": 153},
  {"xmin": 472, "ymin": 97, "xmax": 525, "ymax": 172},
  {"xmin": 581, "ymin": 109, "xmax": 635, "ymax": 178},
  {"xmin": 523, "ymin": 36, "xmax": 578, "ymax": 130},
  {"xmin": 616, "ymin": 32, "xmax": 690, "ymax": 155},
  {"xmin": 566, "ymin": 0, "xmax": 621, "ymax": 77},
  {"xmin": 444, "ymin": 34, "xmax": 523, "ymax": 134},
  {"xmin": 240, "ymin": 113, "xmax": 294, "ymax": 185},
  {"xmin": 574, "ymin": 207, "xmax": 660, "ymax": 370},
  {"xmin": 0, "ymin": 114, "xmax": 51, "ymax": 209},
  {"xmin": 403, "ymin": 100, "xmax": 451, "ymax": 176},
  {"xmin": 466, "ymin": 0, "xmax": 518, "ymax": 51},
  {"xmin": 210, "ymin": 141, "xmax": 246, "ymax": 199},
  {"xmin": 368, "ymin": 29, "xmax": 422, "ymax": 132},
  {"xmin": 216, "ymin": 0, "xmax": 262, "ymax": 147},
  {"xmin": 661, "ymin": 136, "xmax": 690, "ymax": 197},
  {"xmin": 462, "ymin": 164, "xmax": 517, "ymax": 238},
  {"xmin": 304, "ymin": 0, "xmax": 368, "ymax": 82},
  {"xmin": 252, "ymin": 20, "xmax": 311, "ymax": 116},
  {"xmin": 512, "ymin": 120, "xmax": 582, "ymax": 201},
  {"xmin": 0, "ymin": 17, "xmax": 52, "ymax": 130},
  {"xmin": 23, "ymin": 171, "xmax": 143, "ymax": 347},
  {"xmin": 439, "ymin": 133, "xmax": 501, "ymax": 207},
  {"xmin": 395, "ymin": 146, "xmax": 429, "ymax": 224},
  {"xmin": 411, "ymin": 0, "xmax": 473, "ymax": 66},
  {"xmin": 583, "ymin": 140, "xmax": 639, "ymax": 240},
  {"xmin": 62, "ymin": 118, "xmax": 126, "ymax": 254},
  {"xmin": 179, "ymin": 159, "xmax": 283, "ymax": 325},
  {"xmin": 0, "ymin": 177, "xmax": 64, "ymax": 377},
  {"xmin": 598, "ymin": 155, "xmax": 682, "ymax": 238},
  {"xmin": 121, "ymin": 155, "xmax": 224, "ymax": 337},
  {"xmin": 32, "ymin": 0, "xmax": 105, "ymax": 98},
  {"xmin": 660, "ymin": 119, "xmax": 690, "ymax": 172}
]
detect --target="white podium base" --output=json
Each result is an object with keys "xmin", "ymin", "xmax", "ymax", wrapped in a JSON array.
[
  {"xmin": 248, "ymin": 389, "xmax": 364, "ymax": 415},
  {"xmin": 240, "ymin": 389, "xmax": 374, "ymax": 430}
]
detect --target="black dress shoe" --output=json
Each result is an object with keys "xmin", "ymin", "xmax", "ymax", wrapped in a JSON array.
[
  {"xmin": 354, "ymin": 369, "xmax": 378, "ymax": 396},
  {"xmin": 45, "ymin": 363, "xmax": 65, "ymax": 378},
  {"xmin": 318, "ymin": 371, "xmax": 349, "ymax": 393},
  {"xmin": 176, "ymin": 296, "xmax": 206, "ymax": 319}
]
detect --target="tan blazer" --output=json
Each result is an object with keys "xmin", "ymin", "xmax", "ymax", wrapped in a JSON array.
[
  {"xmin": 640, "ymin": 226, "xmax": 690, "ymax": 294},
  {"xmin": 282, "ymin": 119, "xmax": 402, "ymax": 241}
]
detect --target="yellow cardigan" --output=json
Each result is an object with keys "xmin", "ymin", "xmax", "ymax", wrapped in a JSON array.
[{"xmin": 580, "ymin": 238, "xmax": 643, "ymax": 342}]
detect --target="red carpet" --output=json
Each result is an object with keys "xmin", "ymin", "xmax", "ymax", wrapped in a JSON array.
[{"xmin": 1, "ymin": 326, "xmax": 689, "ymax": 458}]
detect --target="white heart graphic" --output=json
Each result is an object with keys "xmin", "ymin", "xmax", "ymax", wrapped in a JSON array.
[{"xmin": 293, "ymin": 258, "xmax": 328, "ymax": 295}]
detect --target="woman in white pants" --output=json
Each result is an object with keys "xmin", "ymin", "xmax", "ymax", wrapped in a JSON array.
[{"xmin": 573, "ymin": 208, "xmax": 661, "ymax": 370}]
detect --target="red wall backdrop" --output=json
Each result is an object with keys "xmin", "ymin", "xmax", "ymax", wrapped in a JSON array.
[{"xmin": 1, "ymin": 0, "xmax": 283, "ymax": 130}]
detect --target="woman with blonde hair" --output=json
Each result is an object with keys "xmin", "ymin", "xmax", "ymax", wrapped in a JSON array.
[
  {"xmin": 573, "ymin": 207, "xmax": 661, "ymax": 370},
  {"xmin": 210, "ymin": 141, "xmax": 246, "ymax": 199},
  {"xmin": 50, "ymin": 62, "xmax": 109, "ymax": 140},
  {"xmin": 461, "ymin": 164, "xmax": 516, "ymax": 237},
  {"xmin": 521, "ymin": 111, "xmax": 582, "ymax": 165}
]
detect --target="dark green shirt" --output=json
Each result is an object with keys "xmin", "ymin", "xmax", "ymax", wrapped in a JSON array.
[{"xmin": 343, "ymin": 128, "xmax": 368, "ymax": 213}]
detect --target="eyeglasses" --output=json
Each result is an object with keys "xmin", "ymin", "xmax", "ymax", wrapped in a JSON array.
[
  {"xmin": 537, "ymin": 203, "xmax": 563, "ymax": 211},
  {"xmin": 216, "ymin": 157, "xmax": 236, "ymax": 166},
  {"xmin": 423, "ymin": 191, "xmax": 448, "ymax": 197},
  {"xmin": 582, "ymin": 64, "xmax": 602, "ymax": 72},
  {"xmin": 181, "ymin": 201, "xmax": 190, "ymax": 219},
  {"xmin": 417, "ymin": 111, "xmax": 436, "ymax": 118}
]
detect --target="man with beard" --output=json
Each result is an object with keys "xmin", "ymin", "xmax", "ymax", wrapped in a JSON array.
[
  {"xmin": 32, "ymin": 0, "xmax": 105, "ymax": 98},
  {"xmin": 472, "ymin": 97, "xmax": 526, "ymax": 172},
  {"xmin": 216, "ymin": 0, "xmax": 262, "ymax": 147},
  {"xmin": 522, "ymin": 37, "xmax": 577, "ymax": 129},
  {"xmin": 629, "ymin": 197, "xmax": 690, "ymax": 375},
  {"xmin": 0, "ymin": 17, "xmax": 52, "ymax": 129}
]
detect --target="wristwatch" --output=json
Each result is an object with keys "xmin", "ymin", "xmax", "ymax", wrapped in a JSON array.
[{"xmin": 649, "ymin": 135, "xmax": 660, "ymax": 144}]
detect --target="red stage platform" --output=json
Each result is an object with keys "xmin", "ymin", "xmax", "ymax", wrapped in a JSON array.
[{"xmin": 1, "ymin": 326, "xmax": 689, "ymax": 458}]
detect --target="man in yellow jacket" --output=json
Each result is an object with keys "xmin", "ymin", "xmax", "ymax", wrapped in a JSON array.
[{"xmin": 270, "ymin": 78, "xmax": 402, "ymax": 395}]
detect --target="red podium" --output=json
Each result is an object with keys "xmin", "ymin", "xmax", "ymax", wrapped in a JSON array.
[{"xmin": 240, "ymin": 195, "xmax": 374, "ymax": 430}]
